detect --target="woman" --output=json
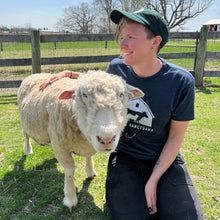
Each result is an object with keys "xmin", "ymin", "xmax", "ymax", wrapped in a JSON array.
[{"xmin": 40, "ymin": 8, "xmax": 204, "ymax": 220}]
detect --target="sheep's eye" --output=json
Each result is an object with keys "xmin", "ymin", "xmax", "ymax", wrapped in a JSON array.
[
  {"xmin": 82, "ymin": 93, "xmax": 88, "ymax": 98},
  {"xmin": 81, "ymin": 90, "xmax": 88, "ymax": 103},
  {"xmin": 119, "ymin": 92, "xmax": 124, "ymax": 100}
]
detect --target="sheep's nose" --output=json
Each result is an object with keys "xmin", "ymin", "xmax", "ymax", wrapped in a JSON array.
[{"xmin": 97, "ymin": 135, "xmax": 116, "ymax": 146}]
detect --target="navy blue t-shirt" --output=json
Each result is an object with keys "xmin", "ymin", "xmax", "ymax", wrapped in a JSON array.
[{"xmin": 106, "ymin": 58, "xmax": 195, "ymax": 160}]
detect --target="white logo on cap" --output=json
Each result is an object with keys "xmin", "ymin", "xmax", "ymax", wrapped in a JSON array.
[{"xmin": 134, "ymin": 8, "xmax": 144, "ymax": 14}]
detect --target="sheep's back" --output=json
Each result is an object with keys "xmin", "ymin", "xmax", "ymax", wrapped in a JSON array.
[{"xmin": 18, "ymin": 74, "xmax": 78, "ymax": 147}]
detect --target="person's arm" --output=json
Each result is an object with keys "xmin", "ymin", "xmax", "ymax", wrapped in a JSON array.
[
  {"xmin": 145, "ymin": 120, "xmax": 190, "ymax": 214},
  {"xmin": 39, "ymin": 70, "xmax": 81, "ymax": 91}
]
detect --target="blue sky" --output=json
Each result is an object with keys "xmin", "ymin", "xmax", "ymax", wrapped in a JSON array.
[{"xmin": 0, "ymin": 0, "xmax": 220, "ymax": 31}]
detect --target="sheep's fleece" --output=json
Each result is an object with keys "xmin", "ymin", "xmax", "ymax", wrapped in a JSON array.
[{"xmin": 17, "ymin": 70, "xmax": 144, "ymax": 211}]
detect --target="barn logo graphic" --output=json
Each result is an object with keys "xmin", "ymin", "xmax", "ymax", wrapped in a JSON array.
[{"xmin": 127, "ymin": 98, "xmax": 154, "ymax": 132}]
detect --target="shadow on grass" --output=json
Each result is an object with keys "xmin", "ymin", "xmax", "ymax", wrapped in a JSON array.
[
  {"xmin": 0, "ymin": 94, "xmax": 18, "ymax": 105},
  {"xmin": 196, "ymin": 84, "xmax": 220, "ymax": 94},
  {"xmin": 0, "ymin": 155, "xmax": 110, "ymax": 219}
]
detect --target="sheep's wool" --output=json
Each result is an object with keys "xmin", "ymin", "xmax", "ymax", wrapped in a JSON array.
[{"xmin": 17, "ymin": 70, "xmax": 135, "ymax": 210}]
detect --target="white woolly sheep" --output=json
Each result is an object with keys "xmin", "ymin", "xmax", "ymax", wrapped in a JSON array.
[{"xmin": 17, "ymin": 71, "xmax": 144, "ymax": 211}]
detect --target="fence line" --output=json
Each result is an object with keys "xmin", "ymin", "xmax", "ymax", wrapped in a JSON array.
[{"xmin": 0, "ymin": 28, "xmax": 220, "ymax": 88}]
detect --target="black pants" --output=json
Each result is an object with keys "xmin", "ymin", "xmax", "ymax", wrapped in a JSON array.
[{"xmin": 106, "ymin": 151, "xmax": 204, "ymax": 220}]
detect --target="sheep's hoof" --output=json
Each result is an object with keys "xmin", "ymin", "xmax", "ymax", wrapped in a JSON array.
[
  {"xmin": 63, "ymin": 197, "xmax": 78, "ymax": 212},
  {"xmin": 86, "ymin": 170, "xmax": 97, "ymax": 178},
  {"xmin": 24, "ymin": 150, "xmax": 33, "ymax": 156},
  {"xmin": 24, "ymin": 144, "xmax": 33, "ymax": 156},
  {"xmin": 68, "ymin": 206, "xmax": 73, "ymax": 213}
]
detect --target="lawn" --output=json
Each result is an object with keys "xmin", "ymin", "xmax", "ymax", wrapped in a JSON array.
[
  {"xmin": 0, "ymin": 93, "xmax": 110, "ymax": 219},
  {"xmin": 0, "ymin": 39, "xmax": 219, "ymax": 77},
  {"xmin": 0, "ymin": 81, "xmax": 219, "ymax": 219}
]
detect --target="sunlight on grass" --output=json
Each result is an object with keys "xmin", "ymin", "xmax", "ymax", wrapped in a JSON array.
[
  {"xmin": 0, "ymin": 39, "xmax": 219, "ymax": 78},
  {"xmin": 0, "ymin": 83, "xmax": 219, "ymax": 219},
  {"xmin": 182, "ymin": 85, "xmax": 220, "ymax": 219}
]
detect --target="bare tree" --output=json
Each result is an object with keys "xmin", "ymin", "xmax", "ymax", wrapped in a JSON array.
[
  {"xmin": 119, "ymin": 0, "xmax": 145, "ymax": 12},
  {"xmin": 0, "ymin": 25, "xmax": 10, "ymax": 32},
  {"xmin": 144, "ymin": 0, "xmax": 214, "ymax": 30},
  {"xmin": 93, "ymin": 0, "xmax": 119, "ymax": 33},
  {"xmin": 56, "ymin": 2, "xmax": 96, "ymax": 33},
  {"xmin": 55, "ymin": 0, "xmax": 213, "ymax": 33}
]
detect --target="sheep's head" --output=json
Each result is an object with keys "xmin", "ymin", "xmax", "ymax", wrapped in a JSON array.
[{"xmin": 59, "ymin": 71, "xmax": 144, "ymax": 153}]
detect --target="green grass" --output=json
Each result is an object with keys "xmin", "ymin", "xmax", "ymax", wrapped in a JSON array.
[
  {"xmin": 1, "ymin": 41, "xmax": 119, "ymax": 52},
  {"xmin": 183, "ymin": 84, "xmax": 220, "ymax": 217},
  {"xmin": 0, "ymin": 41, "xmax": 119, "ymax": 59},
  {"xmin": 0, "ymin": 94, "xmax": 111, "ymax": 219},
  {"xmin": 0, "ymin": 39, "xmax": 218, "ymax": 83},
  {"xmin": 0, "ymin": 39, "xmax": 219, "ymax": 79},
  {"xmin": 0, "ymin": 82, "xmax": 220, "ymax": 219}
]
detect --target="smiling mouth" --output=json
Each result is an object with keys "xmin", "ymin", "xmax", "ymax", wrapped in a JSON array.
[
  {"xmin": 124, "ymin": 53, "xmax": 129, "ymax": 57},
  {"xmin": 122, "ymin": 52, "xmax": 132, "ymax": 58}
]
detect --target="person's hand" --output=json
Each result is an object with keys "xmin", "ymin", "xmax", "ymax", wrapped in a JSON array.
[
  {"xmin": 39, "ymin": 71, "xmax": 67, "ymax": 91},
  {"xmin": 39, "ymin": 71, "xmax": 79, "ymax": 91},
  {"xmin": 145, "ymin": 179, "xmax": 158, "ymax": 215}
]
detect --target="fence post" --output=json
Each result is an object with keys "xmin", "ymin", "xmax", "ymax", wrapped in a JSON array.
[
  {"xmin": 194, "ymin": 26, "xmax": 208, "ymax": 86},
  {"xmin": 31, "ymin": 30, "xmax": 41, "ymax": 73}
]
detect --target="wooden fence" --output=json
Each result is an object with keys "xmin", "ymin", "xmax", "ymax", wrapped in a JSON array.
[{"xmin": 0, "ymin": 27, "xmax": 220, "ymax": 88}]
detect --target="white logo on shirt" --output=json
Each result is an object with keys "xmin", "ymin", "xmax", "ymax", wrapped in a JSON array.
[{"xmin": 127, "ymin": 98, "xmax": 154, "ymax": 131}]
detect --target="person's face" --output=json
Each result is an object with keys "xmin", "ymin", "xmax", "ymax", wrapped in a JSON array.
[{"xmin": 119, "ymin": 21, "xmax": 157, "ymax": 67}]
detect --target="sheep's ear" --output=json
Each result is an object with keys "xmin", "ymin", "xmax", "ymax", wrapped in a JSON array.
[
  {"xmin": 126, "ymin": 84, "xmax": 144, "ymax": 99},
  {"xmin": 59, "ymin": 87, "xmax": 76, "ymax": 100}
]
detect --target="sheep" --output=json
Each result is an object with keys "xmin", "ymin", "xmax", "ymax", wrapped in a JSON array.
[{"xmin": 17, "ymin": 70, "xmax": 144, "ymax": 211}]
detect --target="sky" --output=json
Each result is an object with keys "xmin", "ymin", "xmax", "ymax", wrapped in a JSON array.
[{"xmin": 0, "ymin": 0, "xmax": 220, "ymax": 31}]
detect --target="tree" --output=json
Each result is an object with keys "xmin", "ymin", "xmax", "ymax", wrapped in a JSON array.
[
  {"xmin": 55, "ymin": 0, "xmax": 213, "ymax": 33},
  {"xmin": 93, "ymin": 0, "xmax": 118, "ymax": 33},
  {"xmin": 119, "ymin": 0, "xmax": 145, "ymax": 12},
  {"xmin": 94, "ymin": 0, "xmax": 213, "ymax": 32},
  {"xmin": 143, "ymin": 0, "xmax": 214, "ymax": 30},
  {"xmin": 0, "ymin": 25, "xmax": 10, "ymax": 32},
  {"xmin": 56, "ymin": 2, "xmax": 96, "ymax": 33}
]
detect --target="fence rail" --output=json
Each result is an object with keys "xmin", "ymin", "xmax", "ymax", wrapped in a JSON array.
[{"xmin": 0, "ymin": 28, "xmax": 220, "ymax": 88}]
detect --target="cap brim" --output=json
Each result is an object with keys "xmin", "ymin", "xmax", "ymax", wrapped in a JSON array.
[{"xmin": 111, "ymin": 10, "xmax": 146, "ymax": 26}]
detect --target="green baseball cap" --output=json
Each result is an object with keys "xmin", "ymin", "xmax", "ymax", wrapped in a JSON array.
[{"xmin": 110, "ymin": 8, "xmax": 169, "ymax": 48}]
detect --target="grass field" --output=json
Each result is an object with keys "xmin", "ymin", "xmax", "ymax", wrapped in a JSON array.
[
  {"xmin": 0, "ymin": 39, "xmax": 219, "ymax": 78},
  {"xmin": 0, "ymin": 80, "xmax": 219, "ymax": 219}
]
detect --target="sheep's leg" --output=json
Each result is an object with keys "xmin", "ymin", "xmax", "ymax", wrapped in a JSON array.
[
  {"xmin": 54, "ymin": 148, "xmax": 77, "ymax": 211},
  {"xmin": 23, "ymin": 132, "xmax": 33, "ymax": 155},
  {"xmin": 85, "ymin": 156, "xmax": 96, "ymax": 178}
]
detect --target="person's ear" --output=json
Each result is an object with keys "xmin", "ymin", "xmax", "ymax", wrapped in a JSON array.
[{"xmin": 152, "ymin": 36, "xmax": 162, "ymax": 48}]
